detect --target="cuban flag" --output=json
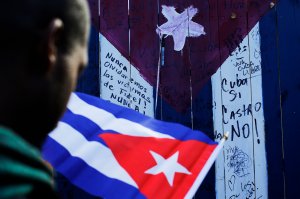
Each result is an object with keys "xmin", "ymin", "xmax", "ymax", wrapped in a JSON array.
[{"xmin": 42, "ymin": 92, "xmax": 226, "ymax": 199}]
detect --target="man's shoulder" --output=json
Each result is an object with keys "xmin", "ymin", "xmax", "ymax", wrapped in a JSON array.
[
  {"xmin": 0, "ymin": 127, "xmax": 40, "ymax": 159},
  {"xmin": 0, "ymin": 126, "xmax": 58, "ymax": 199}
]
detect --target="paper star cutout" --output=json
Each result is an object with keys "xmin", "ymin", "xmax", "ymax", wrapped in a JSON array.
[
  {"xmin": 145, "ymin": 151, "xmax": 191, "ymax": 186},
  {"xmin": 156, "ymin": 5, "xmax": 206, "ymax": 51}
]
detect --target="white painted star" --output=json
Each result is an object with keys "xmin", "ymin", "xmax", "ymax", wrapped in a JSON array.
[
  {"xmin": 145, "ymin": 150, "xmax": 191, "ymax": 186},
  {"xmin": 156, "ymin": 5, "xmax": 206, "ymax": 51}
]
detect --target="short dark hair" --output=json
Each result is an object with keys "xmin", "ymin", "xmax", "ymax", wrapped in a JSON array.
[{"xmin": 0, "ymin": 0, "xmax": 88, "ymax": 54}]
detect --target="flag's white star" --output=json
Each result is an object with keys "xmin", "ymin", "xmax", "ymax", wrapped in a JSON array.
[
  {"xmin": 145, "ymin": 150, "xmax": 191, "ymax": 186},
  {"xmin": 156, "ymin": 5, "xmax": 206, "ymax": 51}
]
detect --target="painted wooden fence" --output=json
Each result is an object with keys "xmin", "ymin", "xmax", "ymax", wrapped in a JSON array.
[{"xmin": 71, "ymin": 0, "xmax": 300, "ymax": 198}]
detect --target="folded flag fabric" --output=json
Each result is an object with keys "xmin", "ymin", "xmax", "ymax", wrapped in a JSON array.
[{"xmin": 42, "ymin": 92, "xmax": 225, "ymax": 199}]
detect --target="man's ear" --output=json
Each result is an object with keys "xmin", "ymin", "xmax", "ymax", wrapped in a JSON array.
[{"xmin": 46, "ymin": 18, "xmax": 64, "ymax": 73}]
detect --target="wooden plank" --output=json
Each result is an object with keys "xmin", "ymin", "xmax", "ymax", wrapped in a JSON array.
[
  {"xmin": 155, "ymin": 1, "xmax": 217, "ymax": 197},
  {"xmin": 100, "ymin": 0, "xmax": 129, "ymax": 57},
  {"xmin": 247, "ymin": 23, "xmax": 268, "ymax": 199},
  {"xmin": 76, "ymin": 0, "xmax": 100, "ymax": 96},
  {"xmin": 99, "ymin": 32, "xmax": 155, "ymax": 116},
  {"xmin": 259, "ymin": 5, "xmax": 285, "ymax": 199},
  {"xmin": 189, "ymin": 0, "xmax": 221, "ymax": 104},
  {"xmin": 213, "ymin": 25, "xmax": 268, "ymax": 199},
  {"xmin": 192, "ymin": 83, "xmax": 216, "ymax": 199},
  {"xmin": 276, "ymin": 0, "xmax": 300, "ymax": 198},
  {"xmin": 212, "ymin": 0, "xmax": 268, "ymax": 197},
  {"xmin": 188, "ymin": 1, "xmax": 217, "ymax": 197},
  {"xmin": 129, "ymin": 0, "xmax": 159, "ymax": 116},
  {"xmin": 99, "ymin": 0, "xmax": 154, "ymax": 117},
  {"xmin": 99, "ymin": 0, "xmax": 130, "ymax": 109},
  {"xmin": 129, "ymin": 0, "xmax": 159, "ymax": 86},
  {"xmin": 157, "ymin": 0, "xmax": 193, "ymax": 113},
  {"xmin": 214, "ymin": 1, "xmax": 255, "ymax": 199}
]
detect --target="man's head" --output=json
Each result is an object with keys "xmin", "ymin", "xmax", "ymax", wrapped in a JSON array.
[{"xmin": 0, "ymin": 0, "xmax": 90, "ymax": 147}]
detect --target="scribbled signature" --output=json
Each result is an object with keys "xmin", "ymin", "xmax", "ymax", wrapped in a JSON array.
[
  {"xmin": 228, "ymin": 180, "xmax": 262, "ymax": 199},
  {"xmin": 228, "ymin": 175, "xmax": 236, "ymax": 191},
  {"xmin": 229, "ymin": 194, "xmax": 240, "ymax": 199},
  {"xmin": 241, "ymin": 181, "xmax": 256, "ymax": 199},
  {"xmin": 227, "ymin": 146, "xmax": 251, "ymax": 177}
]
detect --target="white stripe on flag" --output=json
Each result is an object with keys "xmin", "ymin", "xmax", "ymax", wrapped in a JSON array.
[
  {"xmin": 49, "ymin": 122, "xmax": 138, "ymax": 188},
  {"xmin": 68, "ymin": 93, "xmax": 174, "ymax": 139}
]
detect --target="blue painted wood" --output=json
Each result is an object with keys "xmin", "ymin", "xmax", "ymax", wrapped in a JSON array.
[
  {"xmin": 261, "ymin": 0, "xmax": 300, "ymax": 198},
  {"xmin": 156, "ymin": 80, "xmax": 216, "ymax": 198},
  {"xmin": 260, "ymin": 7, "xmax": 285, "ymax": 199},
  {"xmin": 76, "ymin": 25, "xmax": 100, "ymax": 97},
  {"xmin": 276, "ymin": 0, "xmax": 300, "ymax": 198}
]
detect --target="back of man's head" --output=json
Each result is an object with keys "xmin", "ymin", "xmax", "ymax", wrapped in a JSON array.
[
  {"xmin": 0, "ymin": 0, "xmax": 90, "ymax": 147},
  {"xmin": 0, "ymin": 0, "xmax": 88, "ymax": 55}
]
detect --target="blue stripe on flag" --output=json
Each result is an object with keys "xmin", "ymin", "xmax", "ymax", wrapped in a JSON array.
[
  {"xmin": 75, "ymin": 92, "xmax": 216, "ymax": 144},
  {"xmin": 43, "ymin": 138, "xmax": 146, "ymax": 199},
  {"xmin": 61, "ymin": 109, "xmax": 108, "ymax": 146},
  {"xmin": 62, "ymin": 109, "xmax": 148, "ymax": 146}
]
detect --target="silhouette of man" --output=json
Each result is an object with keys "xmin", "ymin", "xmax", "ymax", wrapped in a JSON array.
[{"xmin": 0, "ymin": 0, "xmax": 90, "ymax": 198}]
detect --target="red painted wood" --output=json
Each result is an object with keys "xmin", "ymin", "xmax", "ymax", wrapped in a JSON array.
[
  {"xmin": 129, "ymin": 0, "xmax": 159, "ymax": 82},
  {"xmin": 99, "ymin": 0, "xmax": 273, "ymax": 112},
  {"xmin": 100, "ymin": 0, "xmax": 129, "ymax": 57}
]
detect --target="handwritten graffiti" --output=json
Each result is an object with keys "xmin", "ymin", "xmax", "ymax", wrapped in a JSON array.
[
  {"xmin": 100, "ymin": 36, "xmax": 154, "ymax": 116},
  {"xmin": 241, "ymin": 181, "xmax": 256, "ymax": 199},
  {"xmin": 228, "ymin": 175, "xmax": 236, "ymax": 191},
  {"xmin": 213, "ymin": 23, "xmax": 267, "ymax": 199},
  {"xmin": 227, "ymin": 175, "xmax": 263, "ymax": 199},
  {"xmin": 226, "ymin": 146, "xmax": 251, "ymax": 177}
]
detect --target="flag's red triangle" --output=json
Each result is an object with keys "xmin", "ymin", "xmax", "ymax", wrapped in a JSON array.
[{"xmin": 100, "ymin": 133, "xmax": 216, "ymax": 199}]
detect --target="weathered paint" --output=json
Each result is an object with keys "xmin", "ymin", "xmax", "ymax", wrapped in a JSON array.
[
  {"xmin": 99, "ymin": 34, "xmax": 154, "ymax": 116},
  {"xmin": 76, "ymin": 0, "xmax": 100, "ymax": 97},
  {"xmin": 260, "ymin": 1, "xmax": 300, "ymax": 198},
  {"xmin": 212, "ymin": 23, "xmax": 268, "ymax": 199}
]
